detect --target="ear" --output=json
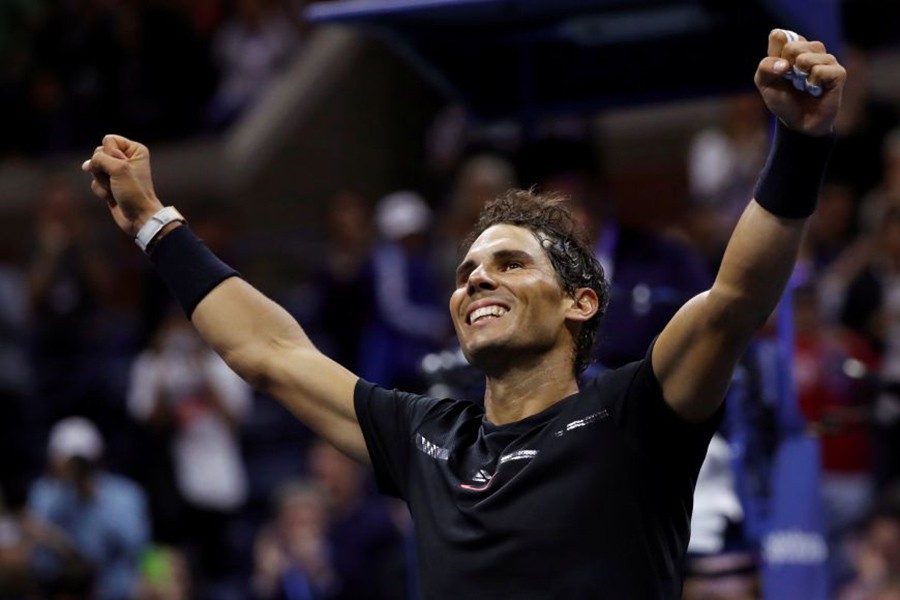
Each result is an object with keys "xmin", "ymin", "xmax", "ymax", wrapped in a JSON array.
[{"xmin": 565, "ymin": 287, "xmax": 599, "ymax": 323}]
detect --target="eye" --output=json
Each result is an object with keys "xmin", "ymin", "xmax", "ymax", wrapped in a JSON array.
[{"xmin": 505, "ymin": 261, "xmax": 524, "ymax": 271}]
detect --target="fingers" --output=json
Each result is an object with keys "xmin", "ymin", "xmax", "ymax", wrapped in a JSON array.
[
  {"xmin": 102, "ymin": 134, "xmax": 136, "ymax": 159},
  {"xmin": 82, "ymin": 145, "xmax": 120, "ymax": 203},
  {"xmin": 90, "ymin": 177, "xmax": 111, "ymax": 202},
  {"xmin": 82, "ymin": 135, "xmax": 139, "ymax": 178},
  {"xmin": 755, "ymin": 56, "xmax": 792, "ymax": 89},
  {"xmin": 766, "ymin": 29, "xmax": 805, "ymax": 57},
  {"xmin": 761, "ymin": 29, "xmax": 843, "ymax": 94},
  {"xmin": 795, "ymin": 53, "xmax": 845, "ymax": 90},
  {"xmin": 767, "ymin": 29, "xmax": 805, "ymax": 58}
]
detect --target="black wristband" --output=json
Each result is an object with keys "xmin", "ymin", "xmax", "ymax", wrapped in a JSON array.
[
  {"xmin": 753, "ymin": 120, "xmax": 836, "ymax": 219},
  {"xmin": 148, "ymin": 225, "xmax": 239, "ymax": 318}
]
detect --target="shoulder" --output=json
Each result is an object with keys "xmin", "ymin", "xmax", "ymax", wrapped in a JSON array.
[
  {"xmin": 354, "ymin": 378, "xmax": 484, "ymax": 442},
  {"xmin": 583, "ymin": 358, "xmax": 651, "ymax": 400},
  {"xmin": 355, "ymin": 379, "xmax": 478, "ymax": 415}
]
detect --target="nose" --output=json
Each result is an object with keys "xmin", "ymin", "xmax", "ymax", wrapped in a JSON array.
[{"xmin": 466, "ymin": 264, "xmax": 497, "ymax": 295}]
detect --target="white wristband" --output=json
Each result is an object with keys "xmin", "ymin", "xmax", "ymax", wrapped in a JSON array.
[{"xmin": 134, "ymin": 206, "xmax": 186, "ymax": 252}]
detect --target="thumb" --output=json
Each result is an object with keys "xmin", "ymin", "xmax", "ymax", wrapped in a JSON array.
[{"xmin": 755, "ymin": 56, "xmax": 791, "ymax": 90}]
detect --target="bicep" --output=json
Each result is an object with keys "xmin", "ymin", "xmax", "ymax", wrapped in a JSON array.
[
  {"xmin": 654, "ymin": 202, "xmax": 803, "ymax": 421},
  {"xmin": 264, "ymin": 346, "xmax": 369, "ymax": 463},
  {"xmin": 652, "ymin": 291, "xmax": 751, "ymax": 423},
  {"xmin": 189, "ymin": 277, "xmax": 369, "ymax": 461}
]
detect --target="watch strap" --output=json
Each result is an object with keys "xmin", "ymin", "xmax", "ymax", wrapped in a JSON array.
[{"xmin": 134, "ymin": 206, "xmax": 186, "ymax": 252}]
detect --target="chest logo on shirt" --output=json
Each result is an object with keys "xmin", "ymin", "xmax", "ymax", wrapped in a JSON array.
[
  {"xmin": 459, "ymin": 449, "xmax": 539, "ymax": 492},
  {"xmin": 552, "ymin": 409, "xmax": 609, "ymax": 438}
]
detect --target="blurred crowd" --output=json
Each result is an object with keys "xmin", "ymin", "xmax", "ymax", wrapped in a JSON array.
[
  {"xmin": 0, "ymin": 0, "xmax": 306, "ymax": 158},
  {"xmin": 1, "ymin": 2, "xmax": 900, "ymax": 600}
]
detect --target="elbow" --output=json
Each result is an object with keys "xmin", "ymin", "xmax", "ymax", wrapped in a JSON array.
[{"xmin": 219, "ymin": 346, "xmax": 271, "ymax": 392}]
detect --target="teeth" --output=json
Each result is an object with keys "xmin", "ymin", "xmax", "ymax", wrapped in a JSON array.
[{"xmin": 469, "ymin": 305, "xmax": 507, "ymax": 324}]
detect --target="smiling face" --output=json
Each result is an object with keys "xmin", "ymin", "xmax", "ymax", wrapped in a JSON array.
[{"xmin": 451, "ymin": 224, "xmax": 587, "ymax": 374}]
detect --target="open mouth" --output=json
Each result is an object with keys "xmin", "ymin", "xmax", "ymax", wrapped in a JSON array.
[{"xmin": 467, "ymin": 304, "xmax": 508, "ymax": 325}]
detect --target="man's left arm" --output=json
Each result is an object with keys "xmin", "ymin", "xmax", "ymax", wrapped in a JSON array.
[{"xmin": 652, "ymin": 30, "xmax": 846, "ymax": 423}]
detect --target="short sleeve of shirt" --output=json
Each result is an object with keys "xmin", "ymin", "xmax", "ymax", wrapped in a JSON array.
[
  {"xmin": 591, "ymin": 347, "xmax": 723, "ymax": 474},
  {"xmin": 354, "ymin": 379, "xmax": 447, "ymax": 500}
]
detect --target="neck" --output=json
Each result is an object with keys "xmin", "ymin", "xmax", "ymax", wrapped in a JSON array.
[{"xmin": 482, "ymin": 348, "xmax": 579, "ymax": 425}]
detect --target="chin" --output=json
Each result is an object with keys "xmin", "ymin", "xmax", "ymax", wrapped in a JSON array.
[{"xmin": 461, "ymin": 335, "xmax": 518, "ymax": 372}]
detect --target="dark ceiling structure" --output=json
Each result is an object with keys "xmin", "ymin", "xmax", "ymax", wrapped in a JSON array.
[{"xmin": 307, "ymin": 0, "xmax": 842, "ymax": 123}]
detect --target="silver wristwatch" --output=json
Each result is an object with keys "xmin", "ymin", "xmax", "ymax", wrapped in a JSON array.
[{"xmin": 134, "ymin": 206, "xmax": 186, "ymax": 252}]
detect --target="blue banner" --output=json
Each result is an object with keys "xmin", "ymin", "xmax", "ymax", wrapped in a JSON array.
[{"xmin": 761, "ymin": 433, "xmax": 829, "ymax": 599}]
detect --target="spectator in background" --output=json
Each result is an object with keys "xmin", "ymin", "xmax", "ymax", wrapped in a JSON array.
[
  {"xmin": 804, "ymin": 180, "xmax": 860, "ymax": 273},
  {"xmin": 860, "ymin": 130, "xmax": 900, "ymax": 235},
  {"xmin": 25, "ymin": 1, "xmax": 121, "ymax": 153},
  {"xmin": 841, "ymin": 206, "xmax": 900, "ymax": 490},
  {"xmin": 312, "ymin": 191, "xmax": 375, "ymax": 372},
  {"xmin": 871, "ymin": 579, "xmax": 900, "ymax": 600},
  {"xmin": 793, "ymin": 283, "xmax": 880, "ymax": 589},
  {"xmin": 685, "ymin": 92, "xmax": 769, "ymax": 268},
  {"xmin": 127, "ymin": 311, "xmax": 253, "ymax": 594},
  {"xmin": 308, "ymin": 439, "xmax": 407, "ymax": 600},
  {"xmin": 252, "ymin": 481, "xmax": 336, "ymax": 600},
  {"xmin": 829, "ymin": 48, "xmax": 899, "ymax": 203},
  {"xmin": 0, "ymin": 501, "xmax": 32, "ymax": 597},
  {"xmin": 134, "ymin": 545, "xmax": 193, "ymax": 600},
  {"xmin": 840, "ymin": 502, "xmax": 900, "ymax": 600},
  {"xmin": 520, "ymin": 137, "xmax": 712, "ymax": 368},
  {"xmin": 0, "ymin": 240, "xmax": 33, "ymax": 502},
  {"xmin": 112, "ymin": 1, "xmax": 217, "ymax": 142},
  {"xmin": 208, "ymin": 0, "xmax": 301, "ymax": 129},
  {"xmin": 436, "ymin": 154, "xmax": 517, "ymax": 298},
  {"xmin": 359, "ymin": 191, "xmax": 450, "ymax": 391},
  {"xmin": 2, "ymin": 484, "xmax": 102, "ymax": 600},
  {"xmin": 6, "ymin": 0, "xmax": 217, "ymax": 155},
  {"xmin": 26, "ymin": 179, "xmax": 115, "ymax": 428},
  {"xmin": 28, "ymin": 417, "xmax": 149, "ymax": 600}
]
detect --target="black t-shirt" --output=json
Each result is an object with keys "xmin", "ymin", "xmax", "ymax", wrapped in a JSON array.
[{"xmin": 354, "ymin": 354, "xmax": 720, "ymax": 599}]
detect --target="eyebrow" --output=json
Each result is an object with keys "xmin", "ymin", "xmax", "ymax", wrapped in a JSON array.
[{"xmin": 455, "ymin": 248, "xmax": 534, "ymax": 282}]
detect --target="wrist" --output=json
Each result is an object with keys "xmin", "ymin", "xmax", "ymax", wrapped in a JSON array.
[
  {"xmin": 145, "ymin": 222, "xmax": 183, "ymax": 252},
  {"xmin": 753, "ymin": 120, "xmax": 835, "ymax": 219},
  {"xmin": 134, "ymin": 206, "xmax": 186, "ymax": 252},
  {"xmin": 132, "ymin": 198, "xmax": 165, "ymax": 232},
  {"xmin": 778, "ymin": 118, "xmax": 835, "ymax": 139},
  {"xmin": 148, "ymin": 225, "xmax": 239, "ymax": 318}
]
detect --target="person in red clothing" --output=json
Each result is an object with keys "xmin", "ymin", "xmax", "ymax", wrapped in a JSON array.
[{"xmin": 793, "ymin": 283, "xmax": 880, "ymax": 588}]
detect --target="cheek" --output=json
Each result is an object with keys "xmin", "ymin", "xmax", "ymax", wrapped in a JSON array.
[{"xmin": 449, "ymin": 291, "xmax": 465, "ymax": 326}]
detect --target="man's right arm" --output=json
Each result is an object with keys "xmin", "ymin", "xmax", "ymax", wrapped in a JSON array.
[
  {"xmin": 83, "ymin": 135, "xmax": 368, "ymax": 462},
  {"xmin": 191, "ymin": 276, "xmax": 366, "ymax": 461}
]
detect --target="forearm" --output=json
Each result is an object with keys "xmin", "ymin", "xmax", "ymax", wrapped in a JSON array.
[
  {"xmin": 653, "ymin": 124, "xmax": 832, "ymax": 421},
  {"xmin": 146, "ymin": 224, "xmax": 312, "ymax": 385},
  {"xmin": 147, "ymin": 225, "xmax": 365, "ymax": 459},
  {"xmin": 711, "ymin": 121, "xmax": 833, "ymax": 334},
  {"xmin": 84, "ymin": 136, "xmax": 369, "ymax": 461},
  {"xmin": 710, "ymin": 200, "xmax": 807, "ymax": 335}
]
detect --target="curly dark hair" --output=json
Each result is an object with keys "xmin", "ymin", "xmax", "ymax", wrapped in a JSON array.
[{"xmin": 461, "ymin": 189, "xmax": 609, "ymax": 374}]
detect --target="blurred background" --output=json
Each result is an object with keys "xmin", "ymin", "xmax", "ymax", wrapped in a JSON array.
[{"xmin": 1, "ymin": 0, "xmax": 900, "ymax": 599}]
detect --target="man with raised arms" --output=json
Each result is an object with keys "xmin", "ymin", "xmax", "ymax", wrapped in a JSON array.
[{"xmin": 83, "ymin": 30, "xmax": 845, "ymax": 598}]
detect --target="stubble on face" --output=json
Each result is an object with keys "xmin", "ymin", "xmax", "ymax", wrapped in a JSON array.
[{"xmin": 451, "ymin": 224, "xmax": 572, "ymax": 374}]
